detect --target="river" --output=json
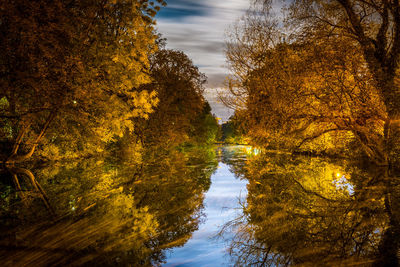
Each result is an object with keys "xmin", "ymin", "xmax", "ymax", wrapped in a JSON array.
[
  {"xmin": 165, "ymin": 147, "xmax": 248, "ymax": 266},
  {"xmin": 1, "ymin": 145, "xmax": 399, "ymax": 266}
]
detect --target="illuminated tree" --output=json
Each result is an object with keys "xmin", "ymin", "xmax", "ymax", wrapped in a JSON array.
[
  {"xmin": 225, "ymin": 3, "xmax": 396, "ymax": 164},
  {"xmin": 135, "ymin": 49, "xmax": 214, "ymax": 147},
  {"xmin": 0, "ymin": 0, "xmax": 165, "ymax": 163},
  {"xmin": 250, "ymin": 0, "xmax": 400, "ymax": 164}
]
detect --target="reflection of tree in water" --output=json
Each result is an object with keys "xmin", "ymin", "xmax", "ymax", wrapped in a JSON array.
[
  {"xmin": 0, "ymin": 147, "xmax": 218, "ymax": 266},
  {"xmin": 221, "ymin": 153, "xmax": 400, "ymax": 266},
  {"xmin": 218, "ymin": 145, "xmax": 249, "ymax": 179},
  {"xmin": 129, "ymin": 148, "xmax": 218, "ymax": 262},
  {"xmin": 1, "ymin": 167, "xmax": 53, "ymax": 213}
]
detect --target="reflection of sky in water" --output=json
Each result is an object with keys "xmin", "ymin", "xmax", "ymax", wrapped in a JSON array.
[{"xmin": 164, "ymin": 162, "xmax": 248, "ymax": 266}]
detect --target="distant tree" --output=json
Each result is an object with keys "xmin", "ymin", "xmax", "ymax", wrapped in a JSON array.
[
  {"xmin": 221, "ymin": 114, "xmax": 246, "ymax": 144},
  {"xmin": 190, "ymin": 102, "xmax": 221, "ymax": 145},
  {"xmin": 136, "ymin": 49, "xmax": 209, "ymax": 147}
]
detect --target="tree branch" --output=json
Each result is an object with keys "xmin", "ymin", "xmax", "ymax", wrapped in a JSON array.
[{"xmin": 295, "ymin": 128, "xmax": 343, "ymax": 149}]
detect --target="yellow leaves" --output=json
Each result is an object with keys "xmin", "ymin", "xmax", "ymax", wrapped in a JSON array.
[
  {"xmin": 0, "ymin": 96, "xmax": 9, "ymax": 109},
  {"xmin": 299, "ymin": 161, "xmax": 352, "ymax": 200},
  {"xmin": 86, "ymin": 88, "xmax": 158, "ymax": 143},
  {"xmin": 125, "ymin": 120, "xmax": 134, "ymax": 133},
  {"xmin": 149, "ymin": 89, "xmax": 157, "ymax": 99},
  {"xmin": 129, "ymin": 90, "xmax": 159, "ymax": 119},
  {"xmin": 112, "ymin": 54, "xmax": 119, "ymax": 63}
]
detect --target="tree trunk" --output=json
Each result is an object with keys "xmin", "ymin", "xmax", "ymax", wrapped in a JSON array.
[
  {"xmin": 379, "ymin": 76, "xmax": 400, "ymax": 168},
  {"xmin": 374, "ymin": 169, "xmax": 400, "ymax": 266},
  {"xmin": 5, "ymin": 111, "xmax": 56, "ymax": 164}
]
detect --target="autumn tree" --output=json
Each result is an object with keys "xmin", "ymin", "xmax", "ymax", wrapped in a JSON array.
[
  {"xmin": 250, "ymin": 0, "xmax": 400, "ymax": 164},
  {"xmin": 135, "ymin": 49, "xmax": 217, "ymax": 147},
  {"xmin": 225, "ymin": 2, "xmax": 398, "ymax": 164},
  {"xmin": 0, "ymin": 0, "xmax": 164, "ymax": 163}
]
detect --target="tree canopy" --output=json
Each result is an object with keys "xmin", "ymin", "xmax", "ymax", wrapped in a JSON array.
[
  {"xmin": 1, "ymin": 0, "xmax": 166, "ymax": 163},
  {"xmin": 135, "ymin": 49, "xmax": 219, "ymax": 147},
  {"xmin": 224, "ymin": 0, "xmax": 400, "ymax": 165},
  {"xmin": 0, "ymin": 0, "xmax": 219, "ymax": 163}
]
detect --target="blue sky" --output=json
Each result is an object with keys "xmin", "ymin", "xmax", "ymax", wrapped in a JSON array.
[{"xmin": 155, "ymin": 0, "xmax": 250, "ymax": 121}]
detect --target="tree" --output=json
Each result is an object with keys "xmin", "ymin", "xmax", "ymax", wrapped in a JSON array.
[
  {"xmin": 221, "ymin": 114, "xmax": 247, "ymax": 144},
  {"xmin": 135, "ymin": 49, "xmax": 208, "ymax": 147},
  {"xmin": 0, "ymin": 0, "xmax": 165, "ymax": 163},
  {"xmin": 254, "ymin": 0, "xmax": 400, "ymax": 164},
  {"xmin": 225, "ymin": 3, "xmax": 397, "ymax": 164},
  {"xmin": 190, "ymin": 101, "xmax": 221, "ymax": 145}
]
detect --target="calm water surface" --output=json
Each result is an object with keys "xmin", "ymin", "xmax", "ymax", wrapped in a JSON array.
[
  {"xmin": 0, "ymin": 146, "xmax": 249, "ymax": 266},
  {"xmin": 164, "ymin": 161, "xmax": 247, "ymax": 266},
  {"xmin": 1, "ymin": 145, "xmax": 400, "ymax": 266}
]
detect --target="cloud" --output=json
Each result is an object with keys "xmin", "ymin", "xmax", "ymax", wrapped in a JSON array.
[
  {"xmin": 204, "ymin": 88, "xmax": 234, "ymax": 122},
  {"xmin": 155, "ymin": 0, "xmax": 249, "ymax": 120},
  {"xmin": 157, "ymin": 0, "xmax": 211, "ymax": 20}
]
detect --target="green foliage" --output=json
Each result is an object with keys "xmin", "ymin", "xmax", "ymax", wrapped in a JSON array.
[
  {"xmin": 0, "ymin": 97, "xmax": 8, "ymax": 109},
  {"xmin": 221, "ymin": 114, "xmax": 247, "ymax": 144},
  {"xmin": 189, "ymin": 102, "xmax": 221, "ymax": 145}
]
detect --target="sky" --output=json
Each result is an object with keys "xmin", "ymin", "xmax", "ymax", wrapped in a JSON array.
[{"xmin": 155, "ymin": 0, "xmax": 250, "ymax": 122}]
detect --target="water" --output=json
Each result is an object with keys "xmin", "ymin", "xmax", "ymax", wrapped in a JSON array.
[
  {"xmin": 164, "ymin": 162, "xmax": 247, "ymax": 266},
  {"xmin": 0, "ymin": 146, "xmax": 249, "ymax": 266},
  {"xmin": 1, "ymin": 145, "xmax": 400, "ymax": 266}
]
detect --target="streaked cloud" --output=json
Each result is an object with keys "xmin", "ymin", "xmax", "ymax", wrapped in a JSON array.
[{"xmin": 156, "ymin": 0, "xmax": 249, "ymax": 121}]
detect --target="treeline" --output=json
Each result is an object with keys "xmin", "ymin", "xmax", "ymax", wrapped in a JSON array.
[
  {"xmin": 0, "ymin": 0, "xmax": 219, "ymax": 163},
  {"xmin": 133, "ymin": 49, "xmax": 219, "ymax": 149},
  {"xmin": 220, "ymin": 117, "xmax": 246, "ymax": 145},
  {"xmin": 224, "ymin": 0, "xmax": 400, "ymax": 166}
]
